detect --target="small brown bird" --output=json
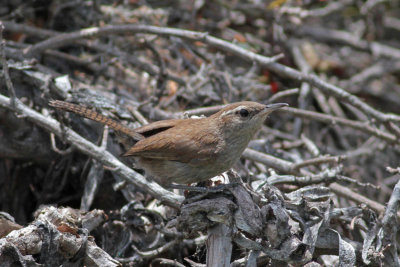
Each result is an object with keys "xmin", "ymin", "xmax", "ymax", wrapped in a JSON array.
[{"xmin": 49, "ymin": 100, "xmax": 287, "ymax": 186}]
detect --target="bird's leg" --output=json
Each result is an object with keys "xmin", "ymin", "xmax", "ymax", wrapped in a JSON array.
[
  {"xmin": 168, "ymin": 184, "xmax": 208, "ymax": 192},
  {"xmin": 168, "ymin": 182, "xmax": 239, "ymax": 193}
]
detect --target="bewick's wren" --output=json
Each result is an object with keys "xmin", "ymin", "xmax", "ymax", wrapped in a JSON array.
[{"xmin": 49, "ymin": 100, "xmax": 287, "ymax": 186}]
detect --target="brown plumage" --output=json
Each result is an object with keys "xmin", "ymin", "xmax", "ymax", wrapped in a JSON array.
[
  {"xmin": 49, "ymin": 100, "xmax": 144, "ymax": 141},
  {"xmin": 49, "ymin": 100, "xmax": 287, "ymax": 186}
]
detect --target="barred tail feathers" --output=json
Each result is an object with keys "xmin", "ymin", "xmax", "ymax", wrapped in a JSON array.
[{"xmin": 49, "ymin": 100, "xmax": 144, "ymax": 141}]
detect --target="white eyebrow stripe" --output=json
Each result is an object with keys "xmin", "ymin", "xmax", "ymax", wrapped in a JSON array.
[{"xmin": 220, "ymin": 105, "xmax": 247, "ymax": 117}]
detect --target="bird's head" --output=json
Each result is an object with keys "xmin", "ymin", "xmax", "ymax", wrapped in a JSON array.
[{"xmin": 214, "ymin": 101, "xmax": 288, "ymax": 137}]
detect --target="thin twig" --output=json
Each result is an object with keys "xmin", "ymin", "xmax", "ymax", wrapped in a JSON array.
[
  {"xmin": 296, "ymin": 25, "xmax": 400, "ymax": 59},
  {"xmin": 291, "ymin": 155, "xmax": 346, "ymax": 171},
  {"xmin": 282, "ymin": 107, "xmax": 397, "ymax": 144},
  {"xmin": 329, "ymin": 183, "xmax": 397, "ymax": 217},
  {"xmin": 0, "ymin": 22, "xmax": 17, "ymax": 109},
  {"xmin": 278, "ymin": 0, "xmax": 354, "ymax": 18},
  {"xmin": 267, "ymin": 88, "xmax": 299, "ymax": 103},
  {"xmin": 50, "ymin": 132, "xmax": 74, "ymax": 155}
]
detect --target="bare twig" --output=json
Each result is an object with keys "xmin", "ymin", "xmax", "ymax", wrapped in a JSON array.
[
  {"xmin": 291, "ymin": 155, "xmax": 346, "ymax": 171},
  {"xmin": 379, "ymin": 179, "xmax": 400, "ymax": 266},
  {"xmin": 267, "ymin": 88, "xmax": 299, "ymax": 103},
  {"xmin": 262, "ymin": 166, "xmax": 341, "ymax": 186},
  {"xmin": 279, "ymin": 0, "xmax": 354, "ymax": 18},
  {"xmin": 152, "ymin": 258, "xmax": 186, "ymax": 267},
  {"xmin": 130, "ymin": 240, "xmax": 178, "ymax": 259},
  {"xmin": 282, "ymin": 107, "xmax": 397, "ymax": 144},
  {"xmin": 386, "ymin": 167, "xmax": 400, "ymax": 175},
  {"xmin": 385, "ymin": 17, "xmax": 400, "ymax": 31},
  {"xmin": 329, "ymin": 183, "xmax": 393, "ymax": 216},
  {"xmin": 296, "ymin": 25, "xmax": 400, "ymax": 60},
  {"xmin": 0, "ymin": 22, "xmax": 17, "ymax": 109},
  {"xmin": 242, "ymin": 148, "xmax": 299, "ymax": 175},
  {"xmin": 50, "ymin": 132, "xmax": 74, "ymax": 155}
]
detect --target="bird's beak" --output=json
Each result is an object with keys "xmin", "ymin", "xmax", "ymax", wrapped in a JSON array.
[{"xmin": 260, "ymin": 103, "xmax": 288, "ymax": 116}]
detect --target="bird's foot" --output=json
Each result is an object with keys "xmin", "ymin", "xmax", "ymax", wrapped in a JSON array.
[{"xmin": 168, "ymin": 182, "xmax": 240, "ymax": 193}]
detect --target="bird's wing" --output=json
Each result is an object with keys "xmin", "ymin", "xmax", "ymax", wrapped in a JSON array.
[
  {"xmin": 134, "ymin": 119, "xmax": 183, "ymax": 137},
  {"xmin": 123, "ymin": 121, "xmax": 221, "ymax": 163}
]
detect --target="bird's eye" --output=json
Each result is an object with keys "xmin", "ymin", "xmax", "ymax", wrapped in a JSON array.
[{"xmin": 239, "ymin": 109, "xmax": 249, "ymax": 117}]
